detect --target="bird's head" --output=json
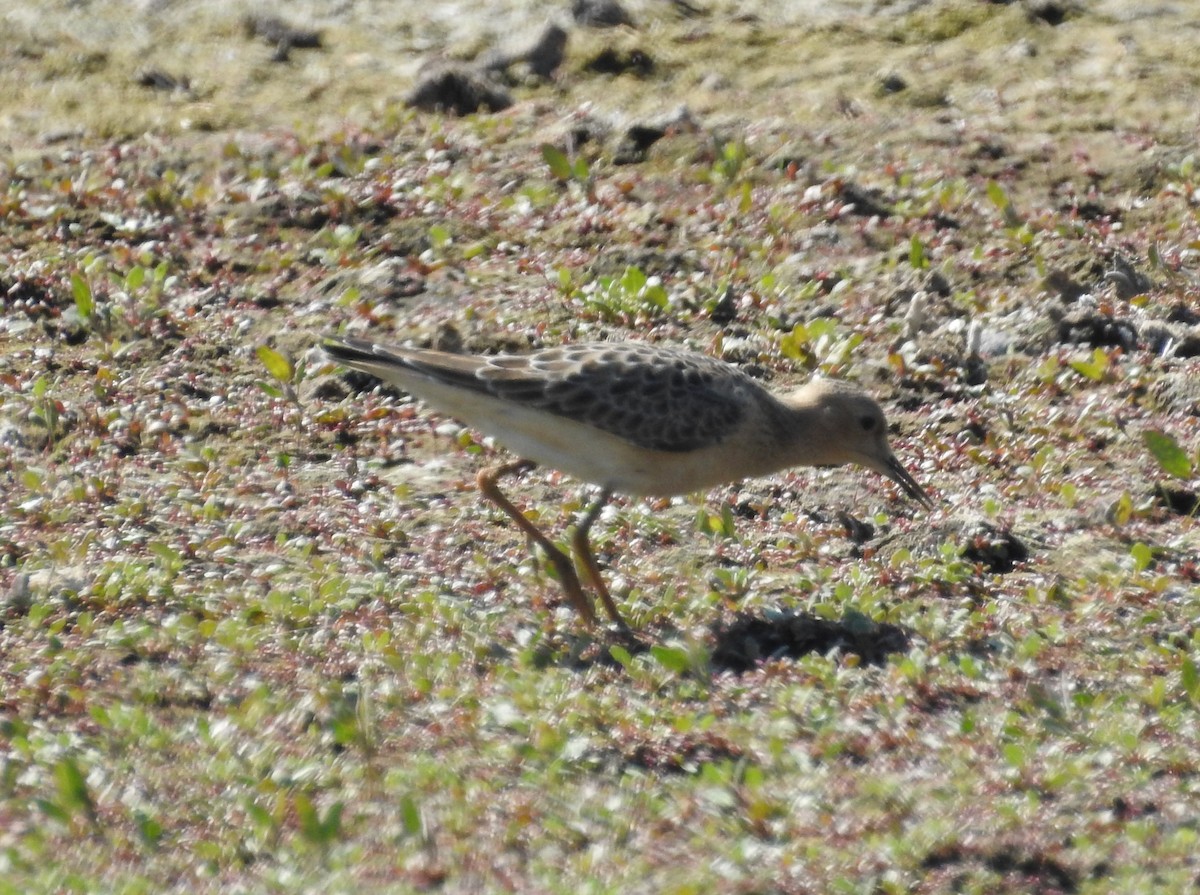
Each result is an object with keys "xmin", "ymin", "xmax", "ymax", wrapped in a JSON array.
[{"xmin": 786, "ymin": 379, "xmax": 932, "ymax": 508}]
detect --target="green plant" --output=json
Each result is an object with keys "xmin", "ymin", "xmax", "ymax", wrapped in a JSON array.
[
  {"xmin": 1067, "ymin": 347, "xmax": 1115, "ymax": 383},
  {"xmin": 121, "ymin": 259, "xmax": 171, "ymax": 310},
  {"xmin": 778, "ymin": 318, "xmax": 863, "ymax": 371},
  {"xmin": 650, "ymin": 639, "xmax": 711, "ymax": 683},
  {"xmin": 580, "ymin": 266, "xmax": 669, "ymax": 321},
  {"xmin": 256, "ymin": 345, "xmax": 305, "ymax": 409},
  {"xmin": 985, "ymin": 179, "xmax": 1023, "ymax": 229},
  {"xmin": 428, "ymin": 223, "xmax": 451, "ymax": 253},
  {"xmin": 1143, "ymin": 429, "xmax": 1195, "ymax": 478},
  {"xmin": 710, "ymin": 139, "xmax": 747, "ymax": 185},
  {"xmin": 39, "ymin": 755, "xmax": 101, "ymax": 836},
  {"xmin": 69, "ymin": 269, "xmax": 113, "ymax": 338},
  {"xmin": 541, "ymin": 143, "xmax": 590, "ymax": 186},
  {"xmin": 28, "ymin": 376, "xmax": 62, "ymax": 449},
  {"xmin": 295, "ymin": 793, "xmax": 344, "ymax": 853},
  {"xmin": 909, "ymin": 233, "xmax": 929, "ymax": 269}
]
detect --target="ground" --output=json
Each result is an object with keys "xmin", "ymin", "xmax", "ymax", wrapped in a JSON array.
[{"xmin": 1, "ymin": 1, "xmax": 1199, "ymax": 892}]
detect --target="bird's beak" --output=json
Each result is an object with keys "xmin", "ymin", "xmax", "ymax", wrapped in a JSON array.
[{"xmin": 877, "ymin": 453, "xmax": 934, "ymax": 509}]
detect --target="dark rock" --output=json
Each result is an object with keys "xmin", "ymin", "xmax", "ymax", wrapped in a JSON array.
[
  {"xmin": 1154, "ymin": 484, "xmax": 1200, "ymax": 516},
  {"xmin": 480, "ymin": 22, "xmax": 569, "ymax": 80},
  {"xmin": 612, "ymin": 107, "xmax": 698, "ymax": 164},
  {"xmin": 837, "ymin": 510, "xmax": 876, "ymax": 545},
  {"xmin": 407, "ymin": 63, "xmax": 513, "ymax": 115},
  {"xmin": 708, "ymin": 285, "xmax": 737, "ymax": 324},
  {"xmin": 957, "ymin": 521, "xmax": 1029, "ymax": 573},
  {"xmin": 1024, "ymin": 0, "xmax": 1075, "ymax": 26},
  {"xmin": 134, "ymin": 68, "xmax": 192, "ymax": 94},
  {"xmin": 573, "ymin": 0, "xmax": 635, "ymax": 28},
  {"xmin": 878, "ymin": 72, "xmax": 907, "ymax": 94},
  {"xmin": 525, "ymin": 23, "xmax": 570, "ymax": 78},
  {"xmin": 1056, "ymin": 310, "xmax": 1138, "ymax": 350},
  {"xmin": 243, "ymin": 14, "xmax": 323, "ymax": 49},
  {"xmin": 583, "ymin": 45, "xmax": 654, "ymax": 77},
  {"xmin": 837, "ymin": 181, "xmax": 894, "ymax": 218}
]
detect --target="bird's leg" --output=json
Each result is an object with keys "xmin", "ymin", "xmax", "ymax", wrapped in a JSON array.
[
  {"xmin": 571, "ymin": 488, "xmax": 631, "ymax": 633},
  {"xmin": 476, "ymin": 460, "xmax": 598, "ymax": 627}
]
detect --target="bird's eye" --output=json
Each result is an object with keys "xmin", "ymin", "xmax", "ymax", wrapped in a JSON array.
[{"xmin": 860, "ymin": 415, "xmax": 876, "ymax": 432}]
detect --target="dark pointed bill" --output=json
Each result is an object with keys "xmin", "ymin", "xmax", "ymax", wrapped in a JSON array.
[{"xmin": 884, "ymin": 453, "xmax": 934, "ymax": 509}]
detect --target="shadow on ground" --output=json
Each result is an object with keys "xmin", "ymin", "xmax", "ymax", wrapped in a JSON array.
[{"xmin": 710, "ymin": 610, "xmax": 911, "ymax": 672}]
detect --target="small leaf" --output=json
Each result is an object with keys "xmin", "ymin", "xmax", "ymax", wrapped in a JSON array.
[
  {"xmin": 56, "ymin": 757, "xmax": 87, "ymax": 802},
  {"xmin": 1001, "ymin": 742, "xmax": 1026, "ymax": 768},
  {"xmin": 620, "ymin": 265, "xmax": 648, "ymax": 294},
  {"xmin": 256, "ymin": 345, "xmax": 293, "ymax": 383},
  {"xmin": 71, "ymin": 272, "xmax": 94, "ymax": 319},
  {"xmin": 125, "ymin": 266, "xmax": 146, "ymax": 290},
  {"xmin": 806, "ymin": 317, "xmax": 838, "ymax": 340},
  {"xmin": 1183, "ymin": 657, "xmax": 1200, "ymax": 703},
  {"xmin": 428, "ymin": 224, "xmax": 451, "ymax": 250},
  {"xmin": 329, "ymin": 285, "xmax": 359, "ymax": 308},
  {"xmin": 909, "ymin": 234, "xmax": 928, "ymax": 269},
  {"xmin": 643, "ymin": 283, "xmax": 669, "ymax": 311},
  {"xmin": 1143, "ymin": 429, "xmax": 1193, "ymax": 479},
  {"xmin": 1110, "ymin": 491, "xmax": 1133, "ymax": 526},
  {"xmin": 35, "ymin": 798, "xmax": 71, "ymax": 824},
  {"xmin": 717, "ymin": 504, "xmax": 737, "ymax": 539},
  {"xmin": 985, "ymin": 180, "xmax": 1008, "ymax": 211},
  {"xmin": 1144, "ymin": 674, "xmax": 1167, "ymax": 709},
  {"xmin": 244, "ymin": 800, "xmax": 272, "ymax": 831},
  {"xmin": 650, "ymin": 644, "xmax": 690, "ymax": 675},
  {"xmin": 149, "ymin": 542, "xmax": 182, "ymax": 566},
  {"xmin": 295, "ymin": 793, "xmax": 320, "ymax": 840},
  {"xmin": 986, "ymin": 180, "xmax": 1023, "ymax": 226},
  {"xmin": 1129, "ymin": 541, "xmax": 1153, "ymax": 572},
  {"xmin": 1068, "ymin": 349, "xmax": 1107, "ymax": 381},
  {"xmin": 55, "ymin": 756, "xmax": 96, "ymax": 824},
  {"xmin": 742, "ymin": 764, "xmax": 764, "ymax": 789},
  {"xmin": 958, "ymin": 655, "xmax": 982, "ymax": 680},
  {"xmin": 295, "ymin": 794, "xmax": 342, "ymax": 844},
  {"xmin": 778, "ymin": 323, "xmax": 811, "ymax": 364},
  {"xmin": 609, "ymin": 644, "xmax": 633, "ymax": 669},
  {"xmin": 541, "ymin": 144, "xmax": 573, "ymax": 180},
  {"xmin": 399, "ymin": 794, "xmax": 423, "ymax": 837},
  {"xmin": 320, "ymin": 802, "xmax": 344, "ymax": 840},
  {"xmin": 134, "ymin": 810, "xmax": 164, "ymax": 848}
]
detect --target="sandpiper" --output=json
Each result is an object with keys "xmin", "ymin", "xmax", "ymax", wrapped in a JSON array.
[{"xmin": 323, "ymin": 336, "xmax": 931, "ymax": 630}]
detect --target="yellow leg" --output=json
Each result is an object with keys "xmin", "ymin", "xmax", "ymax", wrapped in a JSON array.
[
  {"xmin": 571, "ymin": 489, "xmax": 631, "ymax": 633},
  {"xmin": 476, "ymin": 461, "xmax": 597, "ymax": 627}
]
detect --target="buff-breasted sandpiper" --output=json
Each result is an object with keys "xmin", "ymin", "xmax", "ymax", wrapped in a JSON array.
[{"xmin": 323, "ymin": 336, "xmax": 931, "ymax": 631}]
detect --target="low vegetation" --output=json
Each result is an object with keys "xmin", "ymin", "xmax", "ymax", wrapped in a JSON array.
[{"xmin": 2, "ymin": 1, "xmax": 1198, "ymax": 892}]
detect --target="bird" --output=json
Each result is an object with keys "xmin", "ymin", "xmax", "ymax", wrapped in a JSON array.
[{"xmin": 322, "ymin": 335, "xmax": 932, "ymax": 632}]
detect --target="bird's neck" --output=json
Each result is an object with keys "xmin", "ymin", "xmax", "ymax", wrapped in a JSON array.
[{"xmin": 772, "ymin": 387, "xmax": 837, "ymax": 467}]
